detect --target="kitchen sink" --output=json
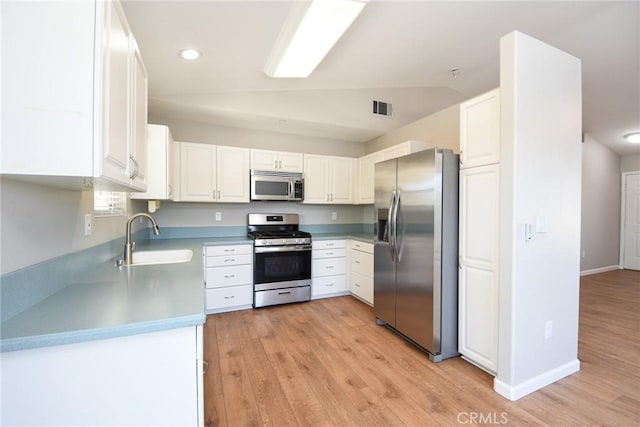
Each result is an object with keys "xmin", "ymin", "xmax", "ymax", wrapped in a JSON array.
[{"xmin": 129, "ymin": 249, "xmax": 194, "ymax": 266}]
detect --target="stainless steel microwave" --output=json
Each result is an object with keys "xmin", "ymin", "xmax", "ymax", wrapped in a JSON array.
[{"xmin": 250, "ymin": 170, "xmax": 304, "ymax": 201}]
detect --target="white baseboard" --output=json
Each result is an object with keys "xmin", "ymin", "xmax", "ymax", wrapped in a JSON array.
[
  {"xmin": 493, "ymin": 359, "xmax": 580, "ymax": 401},
  {"xmin": 580, "ymin": 265, "xmax": 619, "ymax": 276}
]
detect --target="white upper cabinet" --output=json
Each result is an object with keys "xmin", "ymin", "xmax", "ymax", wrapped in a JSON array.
[
  {"xmin": 459, "ymin": 88, "xmax": 500, "ymax": 169},
  {"xmin": 217, "ymin": 146, "xmax": 251, "ymax": 203},
  {"xmin": 1, "ymin": 0, "xmax": 147, "ymax": 191},
  {"xmin": 250, "ymin": 149, "xmax": 304, "ymax": 172},
  {"xmin": 179, "ymin": 142, "xmax": 250, "ymax": 203},
  {"xmin": 131, "ymin": 124, "xmax": 173, "ymax": 200},
  {"xmin": 353, "ymin": 152, "xmax": 383, "ymax": 205},
  {"xmin": 129, "ymin": 39, "xmax": 148, "ymax": 191},
  {"xmin": 303, "ymin": 155, "xmax": 353, "ymax": 204}
]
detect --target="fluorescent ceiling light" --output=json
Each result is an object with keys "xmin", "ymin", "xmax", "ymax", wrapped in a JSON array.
[
  {"xmin": 179, "ymin": 48, "xmax": 201, "ymax": 60},
  {"xmin": 264, "ymin": 0, "xmax": 369, "ymax": 78},
  {"xmin": 624, "ymin": 132, "xmax": 640, "ymax": 144}
]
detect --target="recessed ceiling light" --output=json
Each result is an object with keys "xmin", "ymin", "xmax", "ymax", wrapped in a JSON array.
[
  {"xmin": 624, "ymin": 132, "xmax": 640, "ymax": 144},
  {"xmin": 179, "ymin": 49, "xmax": 201, "ymax": 60}
]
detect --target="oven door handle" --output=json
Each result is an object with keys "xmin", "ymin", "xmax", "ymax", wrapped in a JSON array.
[{"xmin": 254, "ymin": 245, "xmax": 312, "ymax": 253}]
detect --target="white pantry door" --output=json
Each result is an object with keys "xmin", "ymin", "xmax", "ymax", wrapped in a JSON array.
[{"xmin": 623, "ymin": 173, "xmax": 640, "ymax": 270}]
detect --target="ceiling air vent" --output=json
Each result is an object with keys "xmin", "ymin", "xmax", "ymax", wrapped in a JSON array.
[{"xmin": 373, "ymin": 100, "xmax": 392, "ymax": 117}]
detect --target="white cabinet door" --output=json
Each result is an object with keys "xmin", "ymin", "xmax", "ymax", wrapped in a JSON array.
[
  {"xmin": 250, "ymin": 149, "xmax": 303, "ymax": 172},
  {"xmin": 278, "ymin": 151, "xmax": 304, "ymax": 172},
  {"xmin": 101, "ymin": 0, "xmax": 132, "ymax": 186},
  {"xmin": 180, "ymin": 142, "xmax": 216, "ymax": 202},
  {"xmin": 131, "ymin": 124, "xmax": 172, "ymax": 200},
  {"xmin": 331, "ymin": 157, "xmax": 354, "ymax": 204},
  {"xmin": 458, "ymin": 164, "xmax": 500, "ymax": 373},
  {"xmin": 250, "ymin": 149, "xmax": 279, "ymax": 171},
  {"xmin": 355, "ymin": 152, "xmax": 380, "ymax": 204},
  {"xmin": 1, "ymin": 1, "xmax": 95, "ymax": 177},
  {"xmin": 303, "ymin": 155, "xmax": 353, "ymax": 204},
  {"xmin": 217, "ymin": 146, "xmax": 250, "ymax": 203},
  {"xmin": 460, "ymin": 88, "xmax": 500, "ymax": 169},
  {"xmin": 129, "ymin": 40, "xmax": 148, "ymax": 191},
  {"xmin": 303, "ymin": 155, "xmax": 330, "ymax": 203}
]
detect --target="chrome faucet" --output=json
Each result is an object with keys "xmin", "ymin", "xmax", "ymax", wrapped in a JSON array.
[{"xmin": 123, "ymin": 213, "xmax": 160, "ymax": 265}]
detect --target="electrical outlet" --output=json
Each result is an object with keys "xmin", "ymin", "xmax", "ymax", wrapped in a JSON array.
[
  {"xmin": 84, "ymin": 214, "xmax": 92, "ymax": 236},
  {"xmin": 544, "ymin": 320, "xmax": 553, "ymax": 340},
  {"xmin": 215, "ymin": 212, "xmax": 222, "ymax": 222},
  {"xmin": 331, "ymin": 211, "xmax": 337, "ymax": 221}
]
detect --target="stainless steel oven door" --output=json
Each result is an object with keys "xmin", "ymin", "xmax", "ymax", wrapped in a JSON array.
[{"xmin": 253, "ymin": 245, "xmax": 312, "ymax": 291}]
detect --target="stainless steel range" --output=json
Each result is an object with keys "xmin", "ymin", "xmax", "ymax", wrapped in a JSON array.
[{"xmin": 248, "ymin": 213, "xmax": 312, "ymax": 308}]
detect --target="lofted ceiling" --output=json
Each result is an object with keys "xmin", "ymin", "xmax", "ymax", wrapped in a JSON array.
[{"xmin": 122, "ymin": 0, "xmax": 640, "ymax": 155}]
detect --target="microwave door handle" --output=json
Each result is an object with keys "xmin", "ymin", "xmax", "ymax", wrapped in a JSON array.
[{"xmin": 288, "ymin": 181, "xmax": 294, "ymax": 200}]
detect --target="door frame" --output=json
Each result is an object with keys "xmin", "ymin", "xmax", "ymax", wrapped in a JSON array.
[{"xmin": 619, "ymin": 171, "xmax": 640, "ymax": 268}]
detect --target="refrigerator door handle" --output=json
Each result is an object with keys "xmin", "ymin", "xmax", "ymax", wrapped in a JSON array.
[
  {"xmin": 395, "ymin": 191, "xmax": 404, "ymax": 263},
  {"xmin": 388, "ymin": 191, "xmax": 397, "ymax": 262}
]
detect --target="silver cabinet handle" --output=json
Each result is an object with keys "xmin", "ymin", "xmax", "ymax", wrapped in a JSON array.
[
  {"xmin": 355, "ymin": 260, "xmax": 360, "ymax": 264},
  {"xmin": 354, "ymin": 283, "xmax": 361, "ymax": 287},
  {"xmin": 218, "ymin": 190, "xmax": 221, "ymax": 200},
  {"xmin": 325, "ymin": 252, "xmax": 334, "ymax": 255},
  {"xmin": 224, "ymin": 258, "xmax": 236, "ymax": 262},
  {"xmin": 325, "ymin": 265, "xmax": 334, "ymax": 269},
  {"xmin": 325, "ymin": 243, "xmax": 334, "ymax": 246},
  {"xmin": 224, "ymin": 249, "xmax": 236, "ymax": 252},
  {"xmin": 224, "ymin": 274, "xmax": 236, "ymax": 278},
  {"xmin": 203, "ymin": 360, "xmax": 209, "ymax": 374},
  {"xmin": 224, "ymin": 295, "xmax": 235, "ymax": 299},
  {"xmin": 326, "ymin": 283, "xmax": 334, "ymax": 287}
]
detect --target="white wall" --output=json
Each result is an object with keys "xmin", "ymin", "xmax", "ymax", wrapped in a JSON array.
[
  {"xmin": 621, "ymin": 154, "xmax": 640, "ymax": 172},
  {"xmin": 496, "ymin": 32, "xmax": 582, "ymax": 400},
  {"xmin": 151, "ymin": 201, "xmax": 365, "ymax": 228},
  {"xmin": 0, "ymin": 178, "xmax": 144, "ymax": 275},
  {"xmin": 365, "ymin": 104, "xmax": 460, "ymax": 154},
  {"xmin": 581, "ymin": 135, "xmax": 621, "ymax": 273},
  {"xmin": 148, "ymin": 115, "xmax": 366, "ymax": 158}
]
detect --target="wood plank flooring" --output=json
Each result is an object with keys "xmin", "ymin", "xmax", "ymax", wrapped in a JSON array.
[{"xmin": 203, "ymin": 270, "xmax": 640, "ymax": 426}]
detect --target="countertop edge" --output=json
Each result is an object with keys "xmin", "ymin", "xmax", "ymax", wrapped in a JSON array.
[{"xmin": 1, "ymin": 313, "xmax": 206, "ymax": 353}]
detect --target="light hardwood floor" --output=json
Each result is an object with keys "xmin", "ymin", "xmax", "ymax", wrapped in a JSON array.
[{"xmin": 203, "ymin": 270, "xmax": 640, "ymax": 426}]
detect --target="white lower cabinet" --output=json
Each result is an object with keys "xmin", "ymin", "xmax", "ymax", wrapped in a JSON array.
[
  {"xmin": 312, "ymin": 240, "xmax": 348, "ymax": 298},
  {"xmin": 458, "ymin": 164, "xmax": 500, "ymax": 374},
  {"xmin": 1, "ymin": 326, "xmax": 203, "ymax": 426},
  {"xmin": 349, "ymin": 240, "xmax": 374, "ymax": 305},
  {"xmin": 204, "ymin": 244, "xmax": 253, "ymax": 313}
]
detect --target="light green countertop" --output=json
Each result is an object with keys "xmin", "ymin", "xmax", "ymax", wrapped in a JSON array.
[{"xmin": 1, "ymin": 238, "xmax": 249, "ymax": 352}]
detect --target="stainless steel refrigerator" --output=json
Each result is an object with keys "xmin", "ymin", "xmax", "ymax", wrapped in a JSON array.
[{"xmin": 374, "ymin": 148, "xmax": 459, "ymax": 362}]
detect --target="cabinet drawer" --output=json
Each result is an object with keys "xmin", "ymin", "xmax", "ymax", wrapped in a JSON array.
[
  {"xmin": 312, "ymin": 248, "xmax": 347, "ymax": 259},
  {"xmin": 312, "ymin": 275, "xmax": 348, "ymax": 297},
  {"xmin": 350, "ymin": 241, "xmax": 373, "ymax": 254},
  {"xmin": 312, "ymin": 240, "xmax": 346, "ymax": 250},
  {"xmin": 205, "ymin": 254, "xmax": 252, "ymax": 267},
  {"xmin": 205, "ymin": 285, "xmax": 252, "ymax": 310},
  {"xmin": 350, "ymin": 272, "xmax": 373, "ymax": 305},
  {"xmin": 205, "ymin": 265, "xmax": 252, "ymax": 288},
  {"xmin": 204, "ymin": 244, "xmax": 252, "ymax": 257},
  {"xmin": 350, "ymin": 249, "xmax": 373, "ymax": 277},
  {"xmin": 312, "ymin": 258, "xmax": 346, "ymax": 277}
]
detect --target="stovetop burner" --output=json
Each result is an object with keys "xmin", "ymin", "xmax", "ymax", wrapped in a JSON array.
[{"xmin": 247, "ymin": 213, "xmax": 311, "ymax": 246}]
